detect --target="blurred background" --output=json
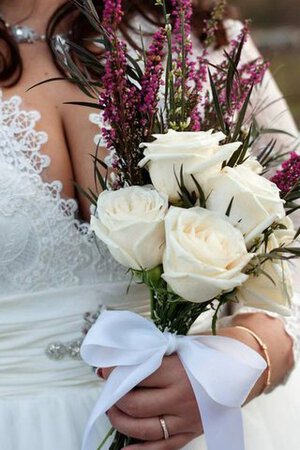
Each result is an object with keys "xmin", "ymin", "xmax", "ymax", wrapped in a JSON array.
[{"xmin": 233, "ymin": 0, "xmax": 300, "ymax": 127}]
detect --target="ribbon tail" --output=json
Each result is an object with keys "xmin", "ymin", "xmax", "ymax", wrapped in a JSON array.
[
  {"xmin": 82, "ymin": 353, "xmax": 164, "ymax": 450},
  {"xmin": 188, "ymin": 368, "xmax": 244, "ymax": 450}
]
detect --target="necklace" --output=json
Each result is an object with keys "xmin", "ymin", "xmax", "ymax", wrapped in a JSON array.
[
  {"xmin": 0, "ymin": 15, "xmax": 70, "ymax": 44},
  {"xmin": 11, "ymin": 24, "xmax": 46, "ymax": 44},
  {"xmin": 0, "ymin": 15, "xmax": 46, "ymax": 43}
]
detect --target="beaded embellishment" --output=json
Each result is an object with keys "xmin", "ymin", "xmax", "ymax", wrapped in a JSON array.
[{"xmin": 45, "ymin": 305, "xmax": 103, "ymax": 361}]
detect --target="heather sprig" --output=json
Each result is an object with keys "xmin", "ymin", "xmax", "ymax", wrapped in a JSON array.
[
  {"xmin": 139, "ymin": 27, "xmax": 167, "ymax": 136},
  {"xmin": 203, "ymin": 0, "xmax": 227, "ymax": 48},
  {"xmin": 271, "ymin": 152, "xmax": 300, "ymax": 216},
  {"xmin": 200, "ymin": 22, "xmax": 269, "ymax": 133},
  {"xmin": 99, "ymin": 0, "xmax": 145, "ymax": 187},
  {"xmin": 102, "ymin": 0, "xmax": 123, "ymax": 32},
  {"xmin": 99, "ymin": 1, "xmax": 168, "ymax": 187},
  {"xmin": 100, "ymin": 40, "xmax": 142, "ymax": 187},
  {"xmin": 168, "ymin": 0, "xmax": 208, "ymax": 131}
]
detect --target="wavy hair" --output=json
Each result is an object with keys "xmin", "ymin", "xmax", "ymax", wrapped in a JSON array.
[{"xmin": 0, "ymin": 0, "xmax": 237, "ymax": 86}]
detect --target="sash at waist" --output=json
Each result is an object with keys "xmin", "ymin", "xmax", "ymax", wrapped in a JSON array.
[{"xmin": 0, "ymin": 282, "xmax": 150, "ymax": 396}]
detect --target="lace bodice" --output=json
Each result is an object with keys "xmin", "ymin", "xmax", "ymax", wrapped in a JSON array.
[{"xmin": 0, "ymin": 93, "xmax": 127, "ymax": 296}]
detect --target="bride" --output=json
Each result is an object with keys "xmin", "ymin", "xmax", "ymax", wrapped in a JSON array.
[{"xmin": 0, "ymin": 0, "xmax": 299, "ymax": 449}]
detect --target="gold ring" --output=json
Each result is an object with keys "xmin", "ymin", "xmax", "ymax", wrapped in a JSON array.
[{"xmin": 159, "ymin": 416, "xmax": 170, "ymax": 440}]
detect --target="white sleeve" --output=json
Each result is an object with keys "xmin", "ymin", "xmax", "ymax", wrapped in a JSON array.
[
  {"xmin": 225, "ymin": 19, "xmax": 300, "ymax": 155},
  {"xmin": 220, "ymin": 21, "xmax": 300, "ymax": 378}
]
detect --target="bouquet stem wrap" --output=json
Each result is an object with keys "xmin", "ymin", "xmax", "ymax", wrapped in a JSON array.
[{"xmin": 80, "ymin": 311, "xmax": 266, "ymax": 450}]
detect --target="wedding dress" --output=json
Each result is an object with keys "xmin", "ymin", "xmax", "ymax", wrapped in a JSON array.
[{"xmin": 0, "ymin": 18, "xmax": 300, "ymax": 450}]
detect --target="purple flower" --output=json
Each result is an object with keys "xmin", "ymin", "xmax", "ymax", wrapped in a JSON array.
[
  {"xmin": 139, "ymin": 28, "xmax": 167, "ymax": 135},
  {"xmin": 200, "ymin": 22, "xmax": 269, "ymax": 130},
  {"xmin": 102, "ymin": 0, "xmax": 123, "ymax": 32},
  {"xmin": 271, "ymin": 152, "xmax": 300, "ymax": 196}
]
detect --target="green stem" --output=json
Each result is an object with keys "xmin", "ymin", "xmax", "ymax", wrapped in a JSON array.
[
  {"xmin": 180, "ymin": 10, "xmax": 186, "ymax": 127},
  {"xmin": 97, "ymin": 427, "xmax": 115, "ymax": 450},
  {"xmin": 149, "ymin": 287, "xmax": 156, "ymax": 322},
  {"xmin": 161, "ymin": 0, "xmax": 174, "ymax": 121},
  {"xmin": 212, "ymin": 300, "xmax": 224, "ymax": 335}
]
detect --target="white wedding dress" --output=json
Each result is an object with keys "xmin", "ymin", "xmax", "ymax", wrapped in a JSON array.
[{"xmin": 1, "ymin": 18, "xmax": 300, "ymax": 450}]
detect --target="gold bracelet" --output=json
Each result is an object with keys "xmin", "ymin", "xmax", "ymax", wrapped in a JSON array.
[{"xmin": 234, "ymin": 325, "xmax": 272, "ymax": 393}]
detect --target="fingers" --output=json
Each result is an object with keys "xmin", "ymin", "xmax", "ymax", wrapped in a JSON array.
[
  {"xmin": 116, "ymin": 388, "xmax": 175, "ymax": 418},
  {"xmin": 101, "ymin": 367, "xmax": 114, "ymax": 380},
  {"xmin": 122, "ymin": 432, "xmax": 198, "ymax": 450},
  {"xmin": 101, "ymin": 360, "xmax": 175, "ymax": 386},
  {"xmin": 138, "ymin": 356, "xmax": 186, "ymax": 388},
  {"xmin": 107, "ymin": 406, "xmax": 190, "ymax": 441},
  {"xmin": 101, "ymin": 356, "xmax": 186, "ymax": 387}
]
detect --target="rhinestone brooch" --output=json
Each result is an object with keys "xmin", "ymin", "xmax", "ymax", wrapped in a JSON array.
[
  {"xmin": 45, "ymin": 305, "xmax": 104, "ymax": 361},
  {"xmin": 45, "ymin": 338, "xmax": 83, "ymax": 361}
]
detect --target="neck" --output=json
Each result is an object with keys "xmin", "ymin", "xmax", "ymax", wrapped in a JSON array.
[{"xmin": 1, "ymin": 0, "xmax": 66, "ymax": 33}]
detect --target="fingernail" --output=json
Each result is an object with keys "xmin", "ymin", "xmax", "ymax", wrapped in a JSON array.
[{"xmin": 95, "ymin": 367, "xmax": 104, "ymax": 379}]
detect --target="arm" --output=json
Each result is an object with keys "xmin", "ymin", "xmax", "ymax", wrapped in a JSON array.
[
  {"xmin": 217, "ymin": 312, "xmax": 294, "ymax": 400},
  {"xmin": 100, "ymin": 310, "xmax": 295, "ymax": 450},
  {"xmin": 224, "ymin": 19, "xmax": 299, "ymax": 154}
]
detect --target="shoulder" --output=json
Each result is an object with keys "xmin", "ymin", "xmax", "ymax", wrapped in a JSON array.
[{"xmin": 224, "ymin": 19, "xmax": 261, "ymax": 62}]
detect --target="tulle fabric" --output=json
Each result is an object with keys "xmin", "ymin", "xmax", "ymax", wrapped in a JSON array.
[{"xmin": 1, "ymin": 358, "xmax": 300, "ymax": 449}]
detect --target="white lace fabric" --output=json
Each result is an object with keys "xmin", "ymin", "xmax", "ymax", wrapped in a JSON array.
[{"xmin": 0, "ymin": 92, "xmax": 127, "ymax": 296}]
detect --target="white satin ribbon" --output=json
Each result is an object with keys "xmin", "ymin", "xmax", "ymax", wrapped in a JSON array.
[{"xmin": 80, "ymin": 310, "xmax": 266, "ymax": 450}]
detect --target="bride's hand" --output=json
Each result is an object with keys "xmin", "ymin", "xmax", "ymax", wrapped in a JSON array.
[{"xmin": 102, "ymin": 355, "xmax": 203, "ymax": 449}]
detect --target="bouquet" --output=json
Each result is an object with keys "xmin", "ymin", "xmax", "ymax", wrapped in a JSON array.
[{"xmin": 63, "ymin": 1, "xmax": 300, "ymax": 449}]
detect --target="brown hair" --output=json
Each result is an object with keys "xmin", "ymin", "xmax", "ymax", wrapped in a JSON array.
[{"xmin": 0, "ymin": 0, "xmax": 237, "ymax": 87}]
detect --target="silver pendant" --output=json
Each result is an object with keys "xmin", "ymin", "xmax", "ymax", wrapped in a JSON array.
[
  {"xmin": 45, "ymin": 305, "xmax": 104, "ymax": 361},
  {"xmin": 11, "ymin": 24, "xmax": 46, "ymax": 44},
  {"xmin": 45, "ymin": 338, "xmax": 83, "ymax": 361}
]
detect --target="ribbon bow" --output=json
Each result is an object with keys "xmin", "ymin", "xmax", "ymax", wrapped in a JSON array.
[{"xmin": 81, "ymin": 310, "xmax": 266, "ymax": 450}]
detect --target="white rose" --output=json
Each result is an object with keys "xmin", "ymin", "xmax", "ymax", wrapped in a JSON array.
[
  {"xmin": 237, "ymin": 234, "xmax": 293, "ymax": 315},
  {"xmin": 206, "ymin": 164, "xmax": 285, "ymax": 244},
  {"xmin": 274, "ymin": 216, "xmax": 296, "ymax": 246},
  {"xmin": 90, "ymin": 186, "xmax": 168, "ymax": 270},
  {"xmin": 242, "ymin": 157, "xmax": 263, "ymax": 174},
  {"xmin": 138, "ymin": 129, "xmax": 241, "ymax": 202},
  {"xmin": 162, "ymin": 207, "xmax": 252, "ymax": 303}
]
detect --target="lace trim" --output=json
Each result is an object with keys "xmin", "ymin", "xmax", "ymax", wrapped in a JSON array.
[{"xmin": 0, "ymin": 92, "xmax": 127, "ymax": 294}]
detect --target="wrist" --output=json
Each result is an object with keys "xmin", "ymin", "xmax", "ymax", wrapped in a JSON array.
[{"xmin": 215, "ymin": 326, "xmax": 269, "ymax": 401}]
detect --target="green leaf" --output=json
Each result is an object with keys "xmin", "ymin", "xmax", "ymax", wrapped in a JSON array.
[
  {"xmin": 259, "ymin": 128, "xmax": 297, "ymax": 139},
  {"xmin": 27, "ymin": 77, "xmax": 67, "ymax": 91},
  {"xmin": 63, "ymin": 101, "xmax": 103, "ymax": 110},
  {"xmin": 231, "ymin": 83, "xmax": 254, "ymax": 142},
  {"xmin": 74, "ymin": 182, "xmax": 97, "ymax": 206},
  {"xmin": 260, "ymin": 269, "xmax": 277, "ymax": 286},
  {"xmin": 224, "ymin": 49, "xmax": 240, "ymax": 109},
  {"xmin": 208, "ymin": 69, "xmax": 227, "ymax": 134},
  {"xmin": 90, "ymin": 154, "xmax": 109, "ymax": 170},
  {"xmin": 126, "ymin": 54, "xmax": 144, "ymax": 80},
  {"xmin": 257, "ymin": 139, "xmax": 277, "ymax": 166},
  {"xmin": 287, "ymin": 206, "xmax": 300, "ymax": 216},
  {"xmin": 225, "ymin": 143, "xmax": 242, "ymax": 168},
  {"xmin": 190, "ymin": 175, "xmax": 206, "ymax": 208},
  {"xmin": 294, "ymin": 227, "xmax": 300, "ymax": 241},
  {"xmin": 237, "ymin": 124, "xmax": 253, "ymax": 165},
  {"xmin": 174, "ymin": 166, "xmax": 195, "ymax": 208},
  {"xmin": 225, "ymin": 197, "xmax": 234, "ymax": 217},
  {"xmin": 272, "ymin": 247, "xmax": 300, "ymax": 256},
  {"xmin": 233, "ymin": 33, "xmax": 246, "ymax": 68}
]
